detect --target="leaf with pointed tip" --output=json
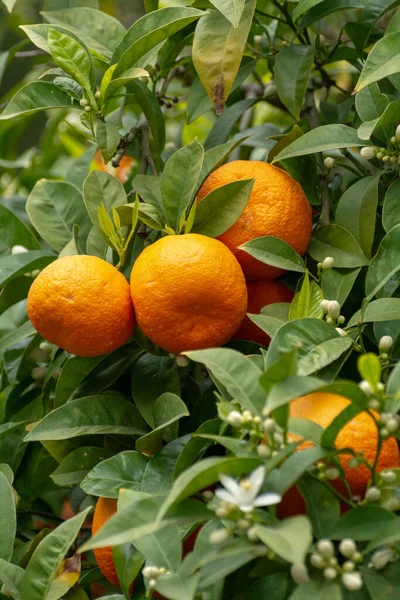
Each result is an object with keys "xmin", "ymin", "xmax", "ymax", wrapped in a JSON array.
[{"xmin": 0, "ymin": 82, "xmax": 73, "ymax": 120}]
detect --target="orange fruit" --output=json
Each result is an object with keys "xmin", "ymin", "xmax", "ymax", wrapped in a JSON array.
[
  {"xmin": 94, "ymin": 150, "xmax": 135, "ymax": 183},
  {"xmin": 27, "ymin": 255, "xmax": 135, "ymax": 357},
  {"xmin": 279, "ymin": 392, "xmax": 400, "ymax": 517},
  {"xmin": 233, "ymin": 280, "xmax": 293, "ymax": 346},
  {"xmin": 197, "ymin": 160, "xmax": 312, "ymax": 280},
  {"xmin": 130, "ymin": 233, "xmax": 247, "ymax": 354},
  {"xmin": 92, "ymin": 498, "xmax": 120, "ymax": 589}
]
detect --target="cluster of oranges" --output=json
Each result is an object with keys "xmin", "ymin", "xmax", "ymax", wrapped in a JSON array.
[{"xmin": 27, "ymin": 160, "xmax": 312, "ymax": 358}]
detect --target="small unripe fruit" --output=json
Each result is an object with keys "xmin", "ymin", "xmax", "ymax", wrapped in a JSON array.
[
  {"xmin": 317, "ymin": 539, "xmax": 334, "ymax": 558},
  {"xmin": 324, "ymin": 157, "xmax": 335, "ymax": 169},
  {"xmin": 339, "ymin": 539, "xmax": 357, "ymax": 558},
  {"xmin": 365, "ymin": 486, "xmax": 381, "ymax": 502},
  {"xmin": 360, "ymin": 146, "xmax": 375, "ymax": 160},
  {"xmin": 379, "ymin": 335, "xmax": 393, "ymax": 352},
  {"xmin": 342, "ymin": 572, "xmax": 363, "ymax": 591}
]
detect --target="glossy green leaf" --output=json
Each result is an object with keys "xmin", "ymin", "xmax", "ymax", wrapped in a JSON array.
[
  {"xmin": 100, "ymin": 66, "xmax": 148, "ymax": 105},
  {"xmin": 321, "ymin": 268, "xmax": 361, "ymax": 305},
  {"xmin": 20, "ymin": 508, "xmax": 90, "ymax": 600},
  {"xmin": 54, "ymin": 355, "xmax": 103, "ymax": 408},
  {"xmin": 248, "ymin": 303, "xmax": 291, "ymax": 339},
  {"xmin": 293, "ymin": 0, "xmax": 324, "ymax": 20},
  {"xmin": 81, "ymin": 450, "xmax": 149, "ymax": 497},
  {"xmin": 0, "ymin": 321, "xmax": 36, "ymax": 354},
  {"xmin": 95, "ymin": 120, "xmax": 120, "ymax": 164},
  {"xmin": 274, "ymin": 44, "xmax": 314, "ymax": 119},
  {"xmin": 358, "ymin": 100, "xmax": 400, "ymax": 141},
  {"xmin": 240, "ymin": 236, "xmax": 306, "ymax": 273},
  {"xmin": 193, "ymin": 1, "xmax": 255, "ymax": 114},
  {"xmin": 383, "ymin": 179, "xmax": 400, "ymax": 233},
  {"xmin": 126, "ymin": 80, "xmax": 165, "ymax": 154},
  {"xmin": 198, "ymin": 136, "xmax": 249, "ymax": 186},
  {"xmin": 335, "ymin": 175, "xmax": 379, "ymax": 259},
  {"xmin": 358, "ymin": 353, "xmax": 382, "ymax": 388},
  {"xmin": 185, "ymin": 347, "xmax": 265, "ymax": 415},
  {"xmin": 0, "ymin": 559, "xmax": 23, "ymax": 600},
  {"xmin": 27, "ymin": 180, "xmax": 89, "ymax": 253},
  {"xmin": 112, "ymin": 7, "xmax": 203, "ymax": 74},
  {"xmin": 289, "ymin": 272, "xmax": 324, "ymax": 320},
  {"xmin": 365, "ymin": 224, "xmax": 400, "ymax": 299},
  {"xmin": 355, "ymin": 31, "xmax": 400, "ymax": 92},
  {"xmin": 327, "ymin": 505, "xmax": 396, "ymax": 540},
  {"xmin": 273, "ymin": 446, "xmax": 328, "ymax": 494},
  {"xmin": 193, "ymin": 179, "xmax": 253, "ymax": 237},
  {"xmin": 136, "ymin": 393, "xmax": 189, "ymax": 454},
  {"xmin": 47, "ymin": 28, "xmax": 95, "ymax": 92},
  {"xmin": 267, "ymin": 318, "xmax": 351, "ymax": 376},
  {"xmin": 255, "ymin": 516, "xmax": 312, "ymax": 565},
  {"xmin": 0, "ymin": 472, "xmax": 16, "ymax": 561},
  {"xmin": 299, "ymin": 0, "xmax": 366, "ymax": 30},
  {"xmin": 272, "ymin": 125, "xmax": 369, "ymax": 163},
  {"xmin": 208, "ymin": 0, "xmax": 245, "ymax": 27},
  {"xmin": 297, "ymin": 473, "xmax": 340, "ymax": 539},
  {"xmin": 0, "ymin": 205, "xmax": 41, "ymax": 254},
  {"xmin": 0, "ymin": 82, "xmax": 73, "ymax": 120},
  {"xmin": 348, "ymin": 298, "xmax": 400, "ymax": 326},
  {"xmin": 42, "ymin": 7, "xmax": 126, "ymax": 57},
  {"xmin": 160, "ymin": 140, "xmax": 204, "ymax": 230},
  {"xmin": 174, "ymin": 420, "xmax": 222, "ymax": 478},
  {"xmin": 24, "ymin": 393, "xmax": 147, "ymax": 441},
  {"xmin": 308, "ymin": 224, "xmax": 369, "ymax": 268},
  {"xmin": 83, "ymin": 170, "xmax": 127, "ymax": 239},
  {"xmin": 355, "ymin": 82, "xmax": 389, "ymax": 122},
  {"xmin": 51, "ymin": 447, "xmax": 111, "ymax": 487},
  {"xmin": 0, "ymin": 251, "xmax": 55, "ymax": 288},
  {"xmin": 65, "ymin": 145, "xmax": 97, "ymax": 190},
  {"xmin": 204, "ymin": 97, "xmax": 257, "ymax": 150}
]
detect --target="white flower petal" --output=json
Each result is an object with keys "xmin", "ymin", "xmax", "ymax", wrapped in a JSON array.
[
  {"xmin": 219, "ymin": 474, "xmax": 241, "ymax": 497},
  {"xmin": 239, "ymin": 503, "xmax": 255, "ymax": 513},
  {"xmin": 253, "ymin": 492, "xmax": 282, "ymax": 507},
  {"xmin": 215, "ymin": 489, "xmax": 238, "ymax": 505},
  {"xmin": 248, "ymin": 466, "xmax": 266, "ymax": 495}
]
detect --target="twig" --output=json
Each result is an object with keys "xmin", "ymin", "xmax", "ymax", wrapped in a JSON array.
[
  {"xmin": 341, "ymin": 148, "xmax": 371, "ymax": 176},
  {"xmin": 14, "ymin": 49, "xmax": 47, "ymax": 58},
  {"xmin": 111, "ymin": 117, "xmax": 144, "ymax": 168},
  {"xmin": 269, "ymin": 0, "xmax": 307, "ymax": 44},
  {"xmin": 255, "ymin": 8, "xmax": 286, "ymax": 24},
  {"xmin": 139, "ymin": 122, "xmax": 157, "ymax": 176},
  {"xmin": 320, "ymin": 175, "xmax": 331, "ymax": 225}
]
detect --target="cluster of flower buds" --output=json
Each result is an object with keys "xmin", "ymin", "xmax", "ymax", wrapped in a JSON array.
[
  {"xmin": 226, "ymin": 409, "xmax": 285, "ymax": 455},
  {"xmin": 360, "ymin": 125, "xmax": 400, "ymax": 165},
  {"xmin": 142, "ymin": 565, "xmax": 168, "ymax": 590},
  {"xmin": 168, "ymin": 352, "xmax": 190, "ymax": 367},
  {"xmin": 378, "ymin": 335, "xmax": 393, "ymax": 366},
  {"xmin": 313, "ymin": 461, "xmax": 340, "ymax": 482},
  {"xmin": 310, "ymin": 539, "xmax": 363, "ymax": 591},
  {"xmin": 320, "ymin": 299, "xmax": 345, "ymax": 333},
  {"xmin": 364, "ymin": 468, "xmax": 400, "ymax": 510}
]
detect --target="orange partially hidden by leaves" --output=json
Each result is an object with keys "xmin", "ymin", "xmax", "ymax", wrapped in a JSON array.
[
  {"xmin": 278, "ymin": 392, "xmax": 400, "ymax": 517},
  {"xmin": 197, "ymin": 160, "xmax": 312, "ymax": 280},
  {"xmin": 233, "ymin": 280, "xmax": 293, "ymax": 346},
  {"xmin": 130, "ymin": 233, "xmax": 247, "ymax": 355},
  {"xmin": 27, "ymin": 255, "xmax": 135, "ymax": 357},
  {"xmin": 92, "ymin": 497, "xmax": 120, "ymax": 589},
  {"xmin": 94, "ymin": 150, "xmax": 135, "ymax": 183}
]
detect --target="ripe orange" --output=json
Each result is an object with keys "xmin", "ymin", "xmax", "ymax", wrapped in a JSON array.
[
  {"xmin": 130, "ymin": 233, "xmax": 247, "ymax": 355},
  {"xmin": 233, "ymin": 280, "xmax": 293, "ymax": 346},
  {"xmin": 197, "ymin": 161, "xmax": 312, "ymax": 280},
  {"xmin": 27, "ymin": 255, "xmax": 135, "ymax": 357},
  {"xmin": 94, "ymin": 150, "xmax": 135, "ymax": 183},
  {"xmin": 92, "ymin": 498, "xmax": 120, "ymax": 589},
  {"xmin": 279, "ymin": 392, "xmax": 400, "ymax": 517}
]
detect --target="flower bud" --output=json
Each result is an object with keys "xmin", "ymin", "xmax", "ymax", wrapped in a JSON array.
[
  {"xmin": 381, "ymin": 470, "xmax": 397, "ymax": 484},
  {"xmin": 324, "ymin": 157, "xmax": 336, "ymax": 169},
  {"xmin": 360, "ymin": 146, "xmax": 375, "ymax": 160},
  {"xmin": 203, "ymin": 490, "xmax": 214, "ymax": 500},
  {"xmin": 368, "ymin": 399, "xmax": 380, "ymax": 410},
  {"xmin": 169, "ymin": 353, "xmax": 176, "ymax": 359},
  {"xmin": 247, "ymin": 527, "xmax": 259, "ymax": 542},
  {"xmin": 143, "ymin": 566, "xmax": 160, "ymax": 579},
  {"xmin": 326, "ymin": 468, "xmax": 340, "ymax": 480},
  {"xmin": 396, "ymin": 124, "xmax": 400, "ymax": 139},
  {"xmin": 359, "ymin": 380, "xmax": 373, "ymax": 396},
  {"xmin": 237, "ymin": 519, "xmax": 249, "ymax": 530},
  {"xmin": 391, "ymin": 136, "xmax": 396, "ymax": 144},
  {"xmin": 216, "ymin": 507, "xmax": 228, "ymax": 518},
  {"xmin": 273, "ymin": 432, "xmax": 284, "ymax": 445},
  {"xmin": 379, "ymin": 335, "xmax": 393, "ymax": 352},
  {"xmin": 371, "ymin": 547, "xmax": 393, "ymax": 570},
  {"xmin": 79, "ymin": 98, "xmax": 88, "ymax": 107},
  {"xmin": 386, "ymin": 418, "xmax": 398, "ymax": 433},
  {"xmin": 242, "ymin": 410, "xmax": 253, "ymax": 422},
  {"xmin": 263, "ymin": 418, "xmax": 276, "ymax": 433},
  {"xmin": 342, "ymin": 572, "xmax": 363, "ymax": 591},
  {"xmin": 149, "ymin": 579, "xmax": 157, "ymax": 589},
  {"xmin": 326, "ymin": 317, "xmax": 334, "ymax": 325},
  {"xmin": 327, "ymin": 300, "xmax": 341, "ymax": 319},
  {"xmin": 380, "ymin": 428, "xmax": 389, "ymax": 438},
  {"xmin": 257, "ymin": 444, "xmax": 272, "ymax": 458},
  {"xmin": 209, "ymin": 528, "xmax": 231, "ymax": 545},
  {"xmin": 310, "ymin": 553, "xmax": 325, "ymax": 569},
  {"xmin": 342, "ymin": 560, "xmax": 355, "ymax": 572},
  {"xmin": 383, "ymin": 155, "xmax": 390, "ymax": 162},
  {"xmin": 31, "ymin": 367, "xmax": 47, "ymax": 381},
  {"xmin": 352, "ymin": 551, "xmax": 363, "ymax": 563},
  {"xmin": 365, "ymin": 486, "xmax": 381, "ymax": 502},
  {"xmin": 390, "ymin": 156, "xmax": 398, "ymax": 164},
  {"xmin": 290, "ymin": 563, "xmax": 309, "ymax": 585},
  {"xmin": 95, "ymin": 90, "xmax": 101, "ymax": 98},
  {"xmin": 176, "ymin": 355, "xmax": 189, "ymax": 367},
  {"xmin": 321, "ymin": 256, "xmax": 335, "ymax": 270},
  {"xmin": 84, "ymin": 105, "xmax": 92, "ymax": 112},
  {"xmin": 320, "ymin": 299, "xmax": 330, "ymax": 313},
  {"xmin": 253, "ymin": 415, "xmax": 261, "ymax": 425},
  {"xmin": 227, "ymin": 411, "xmax": 243, "ymax": 427},
  {"xmin": 317, "ymin": 539, "xmax": 334, "ymax": 558},
  {"xmin": 376, "ymin": 151, "xmax": 384, "ymax": 159},
  {"xmin": 39, "ymin": 342, "xmax": 52, "ymax": 353},
  {"xmin": 339, "ymin": 538, "xmax": 357, "ymax": 558},
  {"xmin": 323, "ymin": 567, "xmax": 337, "ymax": 580},
  {"xmin": 11, "ymin": 244, "xmax": 28, "ymax": 254},
  {"xmin": 335, "ymin": 328, "xmax": 347, "ymax": 337}
]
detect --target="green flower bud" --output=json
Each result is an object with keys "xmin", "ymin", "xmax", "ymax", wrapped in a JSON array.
[{"xmin": 365, "ymin": 486, "xmax": 381, "ymax": 502}]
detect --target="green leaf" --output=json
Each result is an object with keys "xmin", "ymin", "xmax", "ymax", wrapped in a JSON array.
[
  {"xmin": 358, "ymin": 100, "xmax": 400, "ymax": 142},
  {"xmin": 297, "ymin": 473, "xmax": 340, "ymax": 539},
  {"xmin": 365, "ymin": 224, "xmax": 400, "ymax": 299},
  {"xmin": 193, "ymin": 179, "xmax": 253, "ymax": 237},
  {"xmin": 174, "ymin": 420, "xmax": 222, "ymax": 478},
  {"xmin": 112, "ymin": 7, "xmax": 203, "ymax": 74},
  {"xmin": 209, "ymin": 0, "xmax": 245, "ymax": 27},
  {"xmin": 299, "ymin": 0, "xmax": 366, "ymax": 30},
  {"xmin": 254, "ymin": 516, "xmax": 312, "ymax": 564},
  {"xmin": 204, "ymin": 97, "xmax": 257, "ymax": 150},
  {"xmin": 193, "ymin": 1, "xmax": 255, "ymax": 114},
  {"xmin": 355, "ymin": 82, "xmax": 389, "ymax": 122},
  {"xmin": 100, "ymin": 66, "xmax": 148, "ymax": 105},
  {"xmin": 95, "ymin": 121, "xmax": 120, "ymax": 164},
  {"xmin": 20, "ymin": 508, "xmax": 90, "ymax": 600},
  {"xmin": 41, "ymin": 7, "xmax": 126, "ymax": 57},
  {"xmin": 366, "ymin": 517, "xmax": 400, "ymax": 551},
  {"xmin": 83, "ymin": 170, "xmax": 127, "ymax": 238},
  {"xmin": 160, "ymin": 140, "xmax": 204, "ymax": 230},
  {"xmin": 51, "ymin": 447, "xmax": 111, "ymax": 487},
  {"xmin": 321, "ymin": 267, "xmax": 361, "ymax": 306},
  {"xmin": 47, "ymin": 28, "xmax": 95, "ymax": 93},
  {"xmin": 26, "ymin": 180, "xmax": 89, "ymax": 253},
  {"xmin": 54, "ymin": 355, "xmax": 102, "ymax": 407},
  {"xmin": 348, "ymin": 298, "xmax": 400, "ymax": 326},
  {"xmin": 0, "ymin": 321, "xmax": 36, "ymax": 354},
  {"xmin": 157, "ymin": 456, "xmax": 261, "ymax": 520},
  {"xmin": 320, "ymin": 383, "xmax": 370, "ymax": 447},
  {"xmin": 136, "ymin": 393, "xmax": 189, "ymax": 454},
  {"xmin": 248, "ymin": 303, "xmax": 291, "ymax": 339},
  {"xmin": 24, "ymin": 393, "xmax": 147, "ymax": 441},
  {"xmin": 272, "ymin": 125, "xmax": 369, "ymax": 163},
  {"xmin": 0, "ymin": 81, "xmax": 73, "ymax": 120},
  {"xmin": 0, "ymin": 472, "xmax": 16, "ymax": 561},
  {"xmin": 293, "ymin": 0, "xmax": 324, "ymax": 20},
  {"xmin": 289, "ymin": 272, "xmax": 324, "ymax": 320},
  {"xmin": 0, "ymin": 559, "xmax": 23, "ymax": 600},
  {"xmin": 267, "ymin": 319, "xmax": 352, "ymax": 376},
  {"xmin": 358, "ymin": 353, "xmax": 382, "ymax": 388},
  {"xmin": 185, "ymin": 348, "xmax": 265, "ymax": 415},
  {"xmin": 327, "ymin": 506, "xmax": 396, "ymax": 540},
  {"xmin": 383, "ymin": 179, "xmax": 400, "ymax": 233},
  {"xmin": 354, "ymin": 31, "xmax": 400, "ymax": 93},
  {"xmin": 308, "ymin": 224, "xmax": 369, "ymax": 268},
  {"xmin": 335, "ymin": 175, "xmax": 379, "ymax": 259},
  {"xmin": 239, "ymin": 236, "xmax": 306, "ymax": 273},
  {"xmin": 274, "ymin": 44, "xmax": 315, "ymax": 119},
  {"xmin": 65, "ymin": 145, "xmax": 97, "ymax": 190},
  {"xmin": 199, "ymin": 136, "xmax": 249, "ymax": 186},
  {"xmin": 126, "ymin": 80, "xmax": 165, "ymax": 154},
  {"xmin": 0, "ymin": 251, "xmax": 55, "ymax": 288},
  {"xmin": 81, "ymin": 450, "xmax": 149, "ymax": 497},
  {"xmin": 362, "ymin": 566, "xmax": 400, "ymax": 600},
  {"xmin": 273, "ymin": 446, "xmax": 329, "ymax": 494}
]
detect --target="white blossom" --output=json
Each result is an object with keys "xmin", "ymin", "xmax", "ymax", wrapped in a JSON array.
[{"xmin": 215, "ymin": 466, "xmax": 281, "ymax": 513}]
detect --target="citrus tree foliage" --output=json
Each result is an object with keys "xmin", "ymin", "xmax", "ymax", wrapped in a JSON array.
[{"xmin": 1, "ymin": 1, "xmax": 400, "ymax": 599}]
